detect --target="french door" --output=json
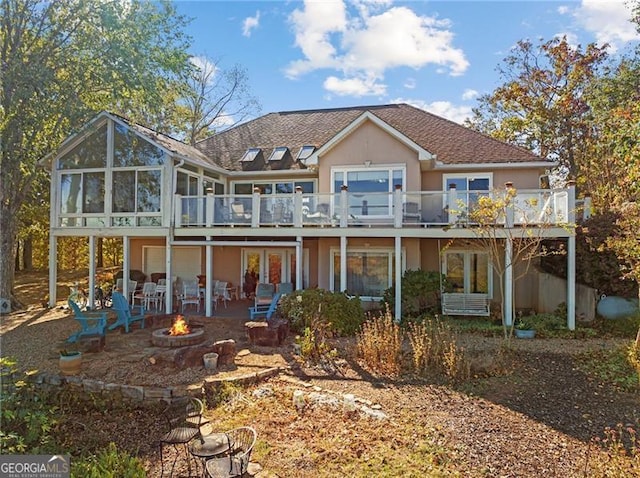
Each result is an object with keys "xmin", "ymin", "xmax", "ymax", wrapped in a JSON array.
[{"xmin": 241, "ymin": 248, "xmax": 308, "ymax": 292}]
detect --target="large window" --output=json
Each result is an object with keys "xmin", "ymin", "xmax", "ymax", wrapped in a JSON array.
[
  {"xmin": 331, "ymin": 248, "xmax": 403, "ymax": 298},
  {"xmin": 443, "ymin": 250, "xmax": 490, "ymax": 294},
  {"xmin": 333, "ymin": 167, "xmax": 404, "ymax": 217},
  {"xmin": 60, "ymin": 172, "xmax": 105, "ymax": 214},
  {"xmin": 57, "ymin": 118, "xmax": 165, "ymax": 227}
]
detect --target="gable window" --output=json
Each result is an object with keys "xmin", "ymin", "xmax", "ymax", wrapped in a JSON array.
[
  {"xmin": 332, "ymin": 166, "xmax": 404, "ymax": 217},
  {"xmin": 443, "ymin": 250, "xmax": 491, "ymax": 294},
  {"xmin": 330, "ymin": 247, "xmax": 404, "ymax": 298},
  {"xmin": 114, "ymin": 124, "xmax": 165, "ymax": 166}
]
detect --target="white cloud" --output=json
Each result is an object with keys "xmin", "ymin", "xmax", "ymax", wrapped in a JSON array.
[
  {"xmin": 392, "ymin": 97, "xmax": 473, "ymax": 124},
  {"xmin": 324, "ymin": 75, "xmax": 387, "ymax": 97},
  {"xmin": 286, "ymin": 0, "xmax": 468, "ymax": 98},
  {"xmin": 403, "ymin": 77, "xmax": 416, "ymax": 89},
  {"xmin": 243, "ymin": 11, "xmax": 261, "ymax": 37},
  {"xmin": 461, "ymin": 89, "xmax": 478, "ymax": 101},
  {"xmin": 572, "ymin": 0, "xmax": 639, "ymax": 51}
]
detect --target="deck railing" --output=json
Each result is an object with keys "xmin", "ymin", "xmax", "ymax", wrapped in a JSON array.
[{"xmin": 175, "ymin": 185, "xmax": 576, "ymax": 229}]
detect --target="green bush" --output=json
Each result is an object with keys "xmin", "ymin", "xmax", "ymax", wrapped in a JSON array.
[
  {"xmin": 278, "ymin": 288, "xmax": 365, "ymax": 336},
  {"xmin": 71, "ymin": 442, "xmax": 146, "ymax": 477},
  {"xmin": 0, "ymin": 357, "xmax": 58, "ymax": 454},
  {"xmin": 381, "ymin": 269, "xmax": 447, "ymax": 318}
]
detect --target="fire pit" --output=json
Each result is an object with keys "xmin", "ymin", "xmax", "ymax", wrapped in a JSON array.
[{"xmin": 152, "ymin": 315, "xmax": 206, "ymax": 348}]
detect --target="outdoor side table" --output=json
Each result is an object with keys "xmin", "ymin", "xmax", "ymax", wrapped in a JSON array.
[{"xmin": 189, "ymin": 433, "xmax": 230, "ymax": 475}]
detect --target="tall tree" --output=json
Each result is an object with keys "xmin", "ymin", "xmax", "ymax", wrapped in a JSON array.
[
  {"xmin": 0, "ymin": 0, "xmax": 193, "ymax": 308},
  {"xmin": 180, "ymin": 57, "xmax": 261, "ymax": 145},
  {"xmin": 466, "ymin": 37, "xmax": 608, "ymax": 181}
]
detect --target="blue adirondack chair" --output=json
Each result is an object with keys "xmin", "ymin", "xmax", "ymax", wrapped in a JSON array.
[
  {"xmin": 248, "ymin": 293, "xmax": 282, "ymax": 321},
  {"xmin": 109, "ymin": 291, "xmax": 146, "ymax": 333},
  {"xmin": 67, "ymin": 299, "xmax": 108, "ymax": 343}
]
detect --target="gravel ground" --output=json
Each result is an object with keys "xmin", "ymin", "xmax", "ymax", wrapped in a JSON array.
[{"xmin": 2, "ymin": 301, "xmax": 639, "ymax": 477}]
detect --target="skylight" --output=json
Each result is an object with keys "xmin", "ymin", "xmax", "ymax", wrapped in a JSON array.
[
  {"xmin": 240, "ymin": 148, "xmax": 261, "ymax": 162},
  {"xmin": 268, "ymin": 147, "xmax": 288, "ymax": 162},
  {"xmin": 297, "ymin": 145, "xmax": 315, "ymax": 161}
]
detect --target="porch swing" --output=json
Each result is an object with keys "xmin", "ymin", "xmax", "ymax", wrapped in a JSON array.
[{"xmin": 438, "ymin": 239, "xmax": 491, "ymax": 317}]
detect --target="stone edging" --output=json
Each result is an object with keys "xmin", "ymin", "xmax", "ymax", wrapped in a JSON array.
[{"xmin": 32, "ymin": 367, "xmax": 283, "ymax": 402}]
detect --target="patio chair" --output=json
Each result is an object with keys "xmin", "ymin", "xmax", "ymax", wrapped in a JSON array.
[
  {"xmin": 230, "ymin": 202, "xmax": 251, "ymax": 223},
  {"xmin": 109, "ymin": 291, "xmax": 146, "ymax": 333},
  {"xmin": 248, "ymin": 292, "xmax": 282, "ymax": 321},
  {"xmin": 180, "ymin": 280, "xmax": 201, "ymax": 313},
  {"xmin": 133, "ymin": 282, "xmax": 160, "ymax": 311},
  {"xmin": 254, "ymin": 282, "xmax": 275, "ymax": 307},
  {"xmin": 214, "ymin": 281, "xmax": 229, "ymax": 309},
  {"xmin": 277, "ymin": 282, "xmax": 293, "ymax": 295},
  {"xmin": 159, "ymin": 397, "xmax": 209, "ymax": 478},
  {"xmin": 67, "ymin": 299, "xmax": 108, "ymax": 343},
  {"xmin": 205, "ymin": 426, "xmax": 257, "ymax": 478}
]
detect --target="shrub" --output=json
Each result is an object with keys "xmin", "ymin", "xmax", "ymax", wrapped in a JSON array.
[
  {"xmin": 407, "ymin": 316, "xmax": 470, "ymax": 382},
  {"xmin": 381, "ymin": 269, "xmax": 446, "ymax": 318},
  {"xmin": 356, "ymin": 307, "xmax": 402, "ymax": 376},
  {"xmin": 587, "ymin": 424, "xmax": 639, "ymax": 477},
  {"xmin": 278, "ymin": 288, "xmax": 365, "ymax": 336},
  {"xmin": 0, "ymin": 357, "xmax": 58, "ymax": 454},
  {"xmin": 71, "ymin": 442, "xmax": 146, "ymax": 477}
]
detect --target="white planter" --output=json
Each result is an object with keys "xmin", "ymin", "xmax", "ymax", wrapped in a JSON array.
[{"xmin": 203, "ymin": 353, "xmax": 218, "ymax": 370}]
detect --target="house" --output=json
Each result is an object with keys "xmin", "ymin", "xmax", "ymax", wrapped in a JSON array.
[{"xmin": 45, "ymin": 103, "xmax": 579, "ymax": 328}]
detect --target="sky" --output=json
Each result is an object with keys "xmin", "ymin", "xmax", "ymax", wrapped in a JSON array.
[{"xmin": 174, "ymin": 0, "xmax": 640, "ymax": 124}]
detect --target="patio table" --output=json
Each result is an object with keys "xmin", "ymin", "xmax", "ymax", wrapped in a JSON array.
[{"xmin": 189, "ymin": 433, "xmax": 230, "ymax": 474}]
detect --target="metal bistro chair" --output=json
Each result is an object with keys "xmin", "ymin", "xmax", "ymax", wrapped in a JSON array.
[
  {"xmin": 159, "ymin": 397, "xmax": 209, "ymax": 478},
  {"xmin": 205, "ymin": 426, "xmax": 257, "ymax": 478}
]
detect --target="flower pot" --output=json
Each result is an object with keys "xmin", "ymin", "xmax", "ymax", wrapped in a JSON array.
[
  {"xmin": 59, "ymin": 352, "xmax": 82, "ymax": 375},
  {"xmin": 515, "ymin": 329, "xmax": 536, "ymax": 339}
]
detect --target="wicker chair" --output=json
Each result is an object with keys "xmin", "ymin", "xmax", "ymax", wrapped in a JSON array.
[
  {"xmin": 205, "ymin": 426, "xmax": 257, "ymax": 477},
  {"xmin": 159, "ymin": 397, "xmax": 209, "ymax": 477}
]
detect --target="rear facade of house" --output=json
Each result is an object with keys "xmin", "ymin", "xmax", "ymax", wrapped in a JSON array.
[{"xmin": 46, "ymin": 103, "xmax": 579, "ymax": 326}]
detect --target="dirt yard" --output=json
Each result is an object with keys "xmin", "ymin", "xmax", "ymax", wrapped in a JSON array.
[{"xmin": 2, "ymin": 270, "xmax": 639, "ymax": 477}]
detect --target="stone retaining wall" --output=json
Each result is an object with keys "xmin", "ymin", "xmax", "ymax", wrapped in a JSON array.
[{"xmin": 32, "ymin": 367, "xmax": 282, "ymax": 403}]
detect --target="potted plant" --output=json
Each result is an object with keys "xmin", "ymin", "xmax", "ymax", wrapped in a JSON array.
[
  {"xmin": 514, "ymin": 318, "xmax": 536, "ymax": 339},
  {"xmin": 59, "ymin": 349, "xmax": 82, "ymax": 375}
]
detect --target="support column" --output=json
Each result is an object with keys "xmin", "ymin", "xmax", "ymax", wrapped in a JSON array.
[
  {"xmin": 567, "ymin": 180, "xmax": 576, "ymax": 330},
  {"xmin": 296, "ymin": 236, "xmax": 302, "ymax": 290},
  {"xmin": 165, "ymin": 242, "xmax": 173, "ymax": 313},
  {"xmin": 567, "ymin": 236, "xmax": 576, "ymax": 330},
  {"xmin": 48, "ymin": 235, "xmax": 57, "ymax": 307},
  {"xmin": 205, "ymin": 240, "xmax": 213, "ymax": 317},
  {"xmin": 394, "ymin": 236, "xmax": 402, "ymax": 321},
  {"xmin": 123, "ymin": 236, "xmax": 131, "ymax": 302},
  {"xmin": 340, "ymin": 236, "xmax": 347, "ymax": 292},
  {"xmin": 504, "ymin": 236, "xmax": 513, "ymax": 327},
  {"xmin": 88, "ymin": 236, "xmax": 96, "ymax": 309}
]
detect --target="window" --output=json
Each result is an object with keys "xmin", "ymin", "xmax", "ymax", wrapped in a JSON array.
[
  {"xmin": 60, "ymin": 172, "xmax": 105, "ymax": 214},
  {"xmin": 296, "ymin": 145, "xmax": 315, "ymax": 162},
  {"xmin": 240, "ymin": 148, "xmax": 261, "ymax": 162},
  {"xmin": 330, "ymin": 248, "xmax": 403, "ymax": 298},
  {"xmin": 332, "ymin": 167, "xmax": 404, "ymax": 217},
  {"xmin": 268, "ymin": 147, "xmax": 288, "ymax": 162},
  {"xmin": 114, "ymin": 123, "xmax": 165, "ymax": 166},
  {"xmin": 58, "ymin": 123, "xmax": 107, "ymax": 169},
  {"xmin": 443, "ymin": 250, "xmax": 490, "ymax": 294},
  {"xmin": 443, "ymin": 174, "xmax": 492, "ymax": 210},
  {"xmin": 233, "ymin": 180, "xmax": 315, "ymax": 195}
]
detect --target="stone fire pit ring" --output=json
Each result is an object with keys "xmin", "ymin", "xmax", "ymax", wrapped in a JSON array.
[{"xmin": 151, "ymin": 327, "xmax": 205, "ymax": 347}]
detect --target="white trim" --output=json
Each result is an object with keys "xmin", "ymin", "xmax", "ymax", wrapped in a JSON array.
[{"xmin": 435, "ymin": 161, "xmax": 557, "ymax": 170}]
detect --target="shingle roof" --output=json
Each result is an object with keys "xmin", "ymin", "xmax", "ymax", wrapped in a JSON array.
[{"xmin": 196, "ymin": 103, "xmax": 544, "ymax": 172}]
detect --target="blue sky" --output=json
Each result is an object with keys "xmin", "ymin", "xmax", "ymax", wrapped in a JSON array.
[{"xmin": 174, "ymin": 0, "xmax": 640, "ymax": 124}]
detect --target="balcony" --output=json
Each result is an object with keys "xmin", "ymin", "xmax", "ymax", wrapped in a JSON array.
[{"xmin": 175, "ymin": 186, "xmax": 577, "ymax": 229}]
